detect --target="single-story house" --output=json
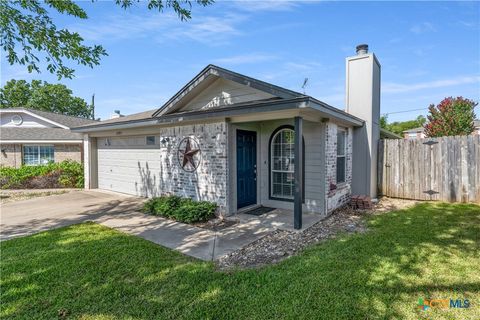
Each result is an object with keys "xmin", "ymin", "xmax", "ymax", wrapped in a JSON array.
[
  {"xmin": 403, "ymin": 120, "xmax": 480, "ymax": 139},
  {"xmin": 73, "ymin": 44, "xmax": 382, "ymax": 228},
  {"xmin": 0, "ymin": 108, "xmax": 97, "ymax": 167}
]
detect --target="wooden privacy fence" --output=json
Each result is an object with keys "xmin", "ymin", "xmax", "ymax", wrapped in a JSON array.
[{"xmin": 378, "ymin": 135, "xmax": 480, "ymax": 203}]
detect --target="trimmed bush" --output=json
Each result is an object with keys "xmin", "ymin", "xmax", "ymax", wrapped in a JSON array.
[
  {"xmin": 0, "ymin": 160, "xmax": 84, "ymax": 189},
  {"xmin": 143, "ymin": 195, "xmax": 217, "ymax": 223}
]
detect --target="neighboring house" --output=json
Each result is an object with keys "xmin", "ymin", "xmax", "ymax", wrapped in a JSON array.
[
  {"xmin": 403, "ymin": 120, "xmax": 480, "ymax": 139},
  {"xmin": 0, "ymin": 108, "xmax": 97, "ymax": 167},
  {"xmin": 73, "ymin": 44, "xmax": 381, "ymax": 227}
]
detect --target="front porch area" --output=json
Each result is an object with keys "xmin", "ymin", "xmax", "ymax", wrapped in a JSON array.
[{"xmin": 224, "ymin": 99, "xmax": 358, "ymax": 229}]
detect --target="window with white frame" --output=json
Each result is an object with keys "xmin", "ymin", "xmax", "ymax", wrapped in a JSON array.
[
  {"xmin": 271, "ymin": 128, "xmax": 295, "ymax": 199},
  {"xmin": 336, "ymin": 129, "xmax": 347, "ymax": 184},
  {"xmin": 23, "ymin": 145, "xmax": 54, "ymax": 165}
]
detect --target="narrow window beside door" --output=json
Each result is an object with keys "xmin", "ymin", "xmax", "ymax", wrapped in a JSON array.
[
  {"xmin": 336, "ymin": 129, "xmax": 347, "ymax": 183},
  {"xmin": 271, "ymin": 128, "xmax": 295, "ymax": 199}
]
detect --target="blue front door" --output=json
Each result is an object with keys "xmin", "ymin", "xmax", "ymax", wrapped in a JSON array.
[{"xmin": 237, "ymin": 130, "xmax": 257, "ymax": 209}]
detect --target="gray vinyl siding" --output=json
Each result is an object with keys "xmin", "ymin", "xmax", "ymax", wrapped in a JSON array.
[
  {"xmin": 227, "ymin": 119, "xmax": 326, "ymax": 215},
  {"xmin": 179, "ymin": 78, "xmax": 274, "ymax": 112}
]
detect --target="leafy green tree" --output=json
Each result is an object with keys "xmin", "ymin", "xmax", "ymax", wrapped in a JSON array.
[
  {"xmin": 1, "ymin": 0, "xmax": 213, "ymax": 79},
  {"xmin": 380, "ymin": 115, "xmax": 389, "ymax": 130},
  {"xmin": 0, "ymin": 79, "xmax": 93, "ymax": 118},
  {"xmin": 381, "ymin": 115, "xmax": 426, "ymax": 135},
  {"xmin": 424, "ymin": 97, "xmax": 477, "ymax": 137}
]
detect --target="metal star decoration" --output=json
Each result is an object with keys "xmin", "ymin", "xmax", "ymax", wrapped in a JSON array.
[{"xmin": 178, "ymin": 138, "xmax": 201, "ymax": 172}]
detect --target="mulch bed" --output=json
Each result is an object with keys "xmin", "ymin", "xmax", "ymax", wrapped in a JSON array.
[
  {"xmin": 216, "ymin": 206, "xmax": 368, "ymax": 270},
  {"xmin": 216, "ymin": 197, "xmax": 419, "ymax": 270}
]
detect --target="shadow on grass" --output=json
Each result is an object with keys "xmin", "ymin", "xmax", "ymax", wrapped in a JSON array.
[{"xmin": 1, "ymin": 202, "xmax": 479, "ymax": 319}]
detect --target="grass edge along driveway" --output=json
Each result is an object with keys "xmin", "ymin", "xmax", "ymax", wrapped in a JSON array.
[{"xmin": 1, "ymin": 202, "xmax": 479, "ymax": 319}]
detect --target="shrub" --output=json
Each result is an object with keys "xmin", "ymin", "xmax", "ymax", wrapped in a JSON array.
[
  {"xmin": 0, "ymin": 160, "xmax": 83, "ymax": 189},
  {"xmin": 143, "ymin": 195, "xmax": 217, "ymax": 223},
  {"xmin": 57, "ymin": 160, "xmax": 84, "ymax": 188}
]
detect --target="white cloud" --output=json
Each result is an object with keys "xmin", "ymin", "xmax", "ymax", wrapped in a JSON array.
[
  {"xmin": 458, "ymin": 20, "xmax": 478, "ymax": 28},
  {"xmin": 410, "ymin": 22, "xmax": 436, "ymax": 34},
  {"xmin": 160, "ymin": 13, "xmax": 246, "ymax": 45},
  {"xmin": 71, "ymin": 12, "xmax": 245, "ymax": 46},
  {"xmin": 231, "ymin": 0, "xmax": 299, "ymax": 12},
  {"xmin": 213, "ymin": 53, "xmax": 277, "ymax": 65},
  {"xmin": 383, "ymin": 76, "xmax": 480, "ymax": 93}
]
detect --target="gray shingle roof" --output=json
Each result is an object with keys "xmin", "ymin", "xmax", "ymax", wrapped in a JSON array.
[
  {"xmin": 23, "ymin": 108, "xmax": 98, "ymax": 128},
  {"xmin": 403, "ymin": 120, "xmax": 480, "ymax": 133},
  {"xmin": 0, "ymin": 127, "xmax": 83, "ymax": 141},
  {"xmin": 73, "ymin": 109, "xmax": 158, "ymax": 128},
  {"xmin": 402, "ymin": 127, "xmax": 424, "ymax": 133}
]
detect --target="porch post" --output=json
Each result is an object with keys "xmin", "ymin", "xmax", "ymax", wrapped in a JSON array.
[{"xmin": 294, "ymin": 116, "xmax": 303, "ymax": 229}]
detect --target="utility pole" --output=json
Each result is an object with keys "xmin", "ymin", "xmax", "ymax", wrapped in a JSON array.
[{"xmin": 91, "ymin": 94, "xmax": 95, "ymax": 120}]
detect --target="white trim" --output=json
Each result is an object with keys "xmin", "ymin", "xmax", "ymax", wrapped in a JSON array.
[
  {"xmin": 0, "ymin": 109, "xmax": 70, "ymax": 129},
  {"xmin": 0, "ymin": 140, "xmax": 82, "ymax": 144}
]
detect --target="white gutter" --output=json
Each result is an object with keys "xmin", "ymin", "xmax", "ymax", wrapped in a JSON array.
[
  {"xmin": 0, "ymin": 140, "xmax": 82, "ymax": 144},
  {"xmin": 72, "ymin": 119, "xmax": 160, "ymax": 133}
]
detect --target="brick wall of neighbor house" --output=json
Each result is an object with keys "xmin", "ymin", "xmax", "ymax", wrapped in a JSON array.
[
  {"xmin": 0, "ymin": 144, "xmax": 22, "ymax": 168},
  {"xmin": 325, "ymin": 122, "xmax": 353, "ymax": 212},
  {"xmin": 54, "ymin": 144, "xmax": 83, "ymax": 163},
  {"xmin": 158, "ymin": 122, "xmax": 228, "ymax": 214}
]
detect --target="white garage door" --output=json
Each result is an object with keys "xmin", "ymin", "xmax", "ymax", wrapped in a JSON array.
[{"xmin": 97, "ymin": 135, "xmax": 161, "ymax": 197}]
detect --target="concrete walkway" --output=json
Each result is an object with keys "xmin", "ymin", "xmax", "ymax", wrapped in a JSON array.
[{"xmin": 1, "ymin": 190, "xmax": 323, "ymax": 261}]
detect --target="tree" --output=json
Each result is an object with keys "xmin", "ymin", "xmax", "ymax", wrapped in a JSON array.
[
  {"xmin": 380, "ymin": 115, "xmax": 426, "ymax": 135},
  {"xmin": 0, "ymin": 79, "xmax": 93, "ymax": 118},
  {"xmin": 424, "ymin": 97, "xmax": 477, "ymax": 138},
  {"xmin": 1, "ymin": 0, "xmax": 213, "ymax": 79}
]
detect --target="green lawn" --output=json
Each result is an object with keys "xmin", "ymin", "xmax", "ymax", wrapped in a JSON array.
[{"xmin": 1, "ymin": 203, "xmax": 479, "ymax": 319}]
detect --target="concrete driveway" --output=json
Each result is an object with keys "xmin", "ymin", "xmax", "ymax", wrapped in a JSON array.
[
  {"xmin": 1, "ymin": 190, "xmax": 145, "ymax": 241},
  {"xmin": 1, "ymin": 190, "xmax": 322, "ymax": 261}
]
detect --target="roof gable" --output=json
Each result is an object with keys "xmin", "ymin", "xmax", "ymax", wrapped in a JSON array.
[
  {"xmin": 177, "ymin": 77, "xmax": 277, "ymax": 113},
  {"xmin": 153, "ymin": 65, "xmax": 303, "ymax": 117},
  {"xmin": 0, "ymin": 108, "xmax": 97, "ymax": 129}
]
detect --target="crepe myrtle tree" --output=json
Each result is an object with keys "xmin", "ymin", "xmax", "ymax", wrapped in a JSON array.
[
  {"xmin": 0, "ymin": 0, "xmax": 213, "ymax": 79},
  {"xmin": 424, "ymin": 97, "xmax": 477, "ymax": 138}
]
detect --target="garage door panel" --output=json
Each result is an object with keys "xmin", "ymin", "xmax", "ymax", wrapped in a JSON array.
[
  {"xmin": 98, "ymin": 149, "xmax": 160, "ymax": 160},
  {"xmin": 98, "ymin": 162, "xmax": 161, "ymax": 172},
  {"xmin": 97, "ymin": 137, "xmax": 161, "ymax": 197}
]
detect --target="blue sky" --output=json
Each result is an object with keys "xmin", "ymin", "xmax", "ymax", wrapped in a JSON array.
[{"xmin": 1, "ymin": 0, "xmax": 479, "ymax": 121}]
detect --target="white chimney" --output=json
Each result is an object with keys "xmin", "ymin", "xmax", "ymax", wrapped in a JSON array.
[
  {"xmin": 110, "ymin": 110, "xmax": 124, "ymax": 119},
  {"xmin": 345, "ymin": 44, "xmax": 381, "ymax": 198}
]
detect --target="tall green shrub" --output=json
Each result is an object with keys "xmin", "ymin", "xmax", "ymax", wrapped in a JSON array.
[{"xmin": 0, "ymin": 160, "xmax": 83, "ymax": 189}]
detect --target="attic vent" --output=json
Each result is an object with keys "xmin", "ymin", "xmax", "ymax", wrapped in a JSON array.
[{"xmin": 11, "ymin": 115, "xmax": 23, "ymax": 125}]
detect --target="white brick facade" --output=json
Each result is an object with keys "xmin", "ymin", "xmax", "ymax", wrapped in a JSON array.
[{"xmin": 158, "ymin": 122, "xmax": 228, "ymax": 213}]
